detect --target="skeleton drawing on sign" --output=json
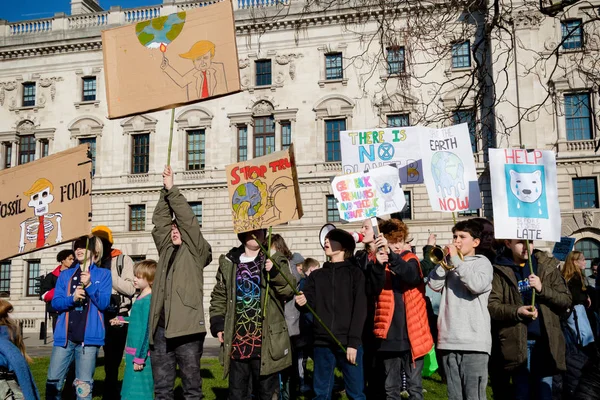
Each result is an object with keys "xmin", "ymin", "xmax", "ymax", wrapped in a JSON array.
[{"xmin": 19, "ymin": 178, "xmax": 63, "ymax": 252}]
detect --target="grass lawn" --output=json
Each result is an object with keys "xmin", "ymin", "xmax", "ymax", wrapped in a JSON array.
[{"xmin": 30, "ymin": 356, "xmax": 488, "ymax": 399}]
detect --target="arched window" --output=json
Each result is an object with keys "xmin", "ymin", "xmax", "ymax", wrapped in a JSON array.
[{"xmin": 575, "ymin": 238, "xmax": 600, "ymax": 270}]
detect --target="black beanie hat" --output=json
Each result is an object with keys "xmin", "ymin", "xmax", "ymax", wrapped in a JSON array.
[
  {"xmin": 325, "ymin": 229, "xmax": 356, "ymax": 253},
  {"xmin": 237, "ymin": 229, "xmax": 267, "ymax": 244}
]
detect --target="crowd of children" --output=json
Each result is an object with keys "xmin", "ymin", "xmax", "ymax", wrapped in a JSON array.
[{"xmin": 2, "ymin": 165, "xmax": 598, "ymax": 400}]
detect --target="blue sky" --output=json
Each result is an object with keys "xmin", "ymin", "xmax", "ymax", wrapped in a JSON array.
[{"xmin": 2, "ymin": 0, "xmax": 161, "ymax": 22}]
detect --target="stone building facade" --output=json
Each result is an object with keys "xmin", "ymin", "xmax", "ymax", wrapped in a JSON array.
[{"xmin": 0, "ymin": 0, "xmax": 598, "ymax": 331}]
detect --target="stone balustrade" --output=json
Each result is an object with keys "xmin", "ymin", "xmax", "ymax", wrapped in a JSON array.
[
  {"xmin": 68, "ymin": 11, "xmax": 109, "ymax": 29},
  {"xmin": 1, "ymin": 0, "xmax": 291, "ymax": 39},
  {"xmin": 123, "ymin": 5, "xmax": 162, "ymax": 23},
  {"xmin": 9, "ymin": 18, "xmax": 53, "ymax": 35},
  {"xmin": 566, "ymin": 139, "xmax": 597, "ymax": 152},
  {"xmin": 557, "ymin": 138, "xmax": 599, "ymax": 155}
]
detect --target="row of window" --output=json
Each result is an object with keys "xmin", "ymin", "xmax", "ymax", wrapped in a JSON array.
[
  {"xmin": 0, "ymin": 259, "xmax": 41, "ymax": 297},
  {"xmin": 3, "ymin": 136, "xmax": 48, "ymax": 168},
  {"xmin": 14, "ymin": 20, "xmax": 585, "ymax": 110},
  {"xmin": 18, "ymin": 77, "xmax": 97, "ymax": 108},
  {"xmin": 3, "ymin": 88, "xmax": 594, "ymax": 176},
  {"xmin": 242, "ymin": 17, "xmax": 583, "ymax": 85}
]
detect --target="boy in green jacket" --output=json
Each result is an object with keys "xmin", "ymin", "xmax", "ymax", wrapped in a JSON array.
[
  {"xmin": 489, "ymin": 239, "xmax": 571, "ymax": 400},
  {"xmin": 149, "ymin": 166, "xmax": 212, "ymax": 400},
  {"xmin": 210, "ymin": 228, "xmax": 295, "ymax": 399}
]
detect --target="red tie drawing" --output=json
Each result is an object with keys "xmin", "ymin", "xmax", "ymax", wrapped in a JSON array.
[
  {"xmin": 36, "ymin": 215, "xmax": 45, "ymax": 248},
  {"xmin": 201, "ymin": 71, "xmax": 209, "ymax": 99}
]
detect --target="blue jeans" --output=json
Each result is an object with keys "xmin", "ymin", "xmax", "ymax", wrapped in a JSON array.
[
  {"xmin": 513, "ymin": 340, "xmax": 552, "ymax": 400},
  {"xmin": 46, "ymin": 341, "xmax": 99, "ymax": 400},
  {"xmin": 313, "ymin": 345, "xmax": 365, "ymax": 400}
]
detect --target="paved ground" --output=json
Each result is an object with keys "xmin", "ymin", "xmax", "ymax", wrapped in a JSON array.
[{"xmin": 24, "ymin": 333, "xmax": 221, "ymax": 358}]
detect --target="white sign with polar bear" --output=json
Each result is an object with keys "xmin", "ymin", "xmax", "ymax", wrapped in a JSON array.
[{"xmin": 489, "ymin": 148, "xmax": 561, "ymax": 242}]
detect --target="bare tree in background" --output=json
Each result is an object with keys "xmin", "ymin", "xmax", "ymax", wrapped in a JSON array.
[{"xmin": 239, "ymin": 0, "xmax": 600, "ymax": 151}]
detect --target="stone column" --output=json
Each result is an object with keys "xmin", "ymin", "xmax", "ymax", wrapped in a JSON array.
[
  {"xmin": 247, "ymin": 124, "xmax": 254, "ymax": 159},
  {"xmin": 10, "ymin": 141, "xmax": 17, "ymax": 166},
  {"xmin": 274, "ymin": 120, "xmax": 281, "ymax": 152}
]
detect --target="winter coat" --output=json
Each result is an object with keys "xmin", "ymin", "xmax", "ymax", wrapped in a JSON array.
[
  {"xmin": 40, "ymin": 265, "xmax": 61, "ymax": 315},
  {"xmin": 300, "ymin": 259, "xmax": 367, "ymax": 349},
  {"xmin": 149, "ymin": 186, "xmax": 212, "ymax": 343},
  {"xmin": 374, "ymin": 251, "xmax": 433, "ymax": 361},
  {"xmin": 284, "ymin": 253, "xmax": 304, "ymax": 337},
  {"xmin": 100, "ymin": 249, "xmax": 136, "ymax": 315},
  {"xmin": 488, "ymin": 250, "xmax": 571, "ymax": 373},
  {"xmin": 354, "ymin": 250, "xmax": 387, "ymax": 347},
  {"xmin": 209, "ymin": 247, "xmax": 294, "ymax": 378},
  {"xmin": 52, "ymin": 262, "xmax": 112, "ymax": 347},
  {"xmin": 567, "ymin": 274, "xmax": 589, "ymax": 307},
  {"xmin": 428, "ymin": 254, "xmax": 493, "ymax": 354},
  {"xmin": 0, "ymin": 327, "xmax": 40, "ymax": 400},
  {"xmin": 421, "ymin": 245, "xmax": 437, "ymax": 276},
  {"xmin": 573, "ymin": 354, "xmax": 600, "ymax": 400}
]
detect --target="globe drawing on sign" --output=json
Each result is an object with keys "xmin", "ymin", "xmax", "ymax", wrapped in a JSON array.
[
  {"xmin": 231, "ymin": 180, "xmax": 263, "ymax": 217},
  {"xmin": 136, "ymin": 12, "xmax": 186, "ymax": 53},
  {"xmin": 431, "ymin": 151, "xmax": 465, "ymax": 197},
  {"xmin": 380, "ymin": 182, "xmax": 393, "ymax": 194}
]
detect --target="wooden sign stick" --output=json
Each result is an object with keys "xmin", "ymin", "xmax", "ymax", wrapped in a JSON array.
[{"xmin": 167, "ymin": 108, "xmax": 175, "ymax": 166}]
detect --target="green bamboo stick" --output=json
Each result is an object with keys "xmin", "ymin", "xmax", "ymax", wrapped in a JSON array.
[
  {"xmin": 253, "ymin": 235, "xmax": 348, "ymax": 356},
  {"xmin": 263, "ymin": 227, "xmax": 273, "ymax": 318},
  {"xmin": 166, "ymin": 108, "xmax": 175, "ymax": 166},
  {"xmin": 452, "ymin": 212, "xmax": 457, "ymax": 225},
  {"xmin": 78, "ymin": 237, "xmax": 90, "ymax": 301},
  {"xmin": 525, "ymin": 239, "xmax": 536, "ymax": 309},
  {"xmin": 82, "ymin": 236, "xmax": 90, "ymax": 273}
]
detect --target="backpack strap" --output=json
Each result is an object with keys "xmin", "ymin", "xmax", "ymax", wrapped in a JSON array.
[{"xmin": 116, "ymin": 254, "xmax": 125, "ymax": 277}]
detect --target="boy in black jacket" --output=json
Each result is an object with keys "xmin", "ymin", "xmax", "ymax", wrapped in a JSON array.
[{"xmin": 295, "ymin": 229, "xmax": 367, "ymax": 399}]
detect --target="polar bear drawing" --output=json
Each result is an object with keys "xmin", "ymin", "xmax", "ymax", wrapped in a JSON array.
[
  {"xmin": 505, "ymin": 166, "xmax": 548, "ymax": 219},
  {"xmin": 509, "ymin": 170, "xmax": 543, "ymax": 203}
]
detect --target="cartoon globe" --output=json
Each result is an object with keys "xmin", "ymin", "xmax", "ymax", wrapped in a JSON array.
[
  {"xmin": 136, "ymin": 12, "xmax": 186, "ymax": 51},
  {"xmin": 232, "ymin": 183, "xmax": 263, "ymax": 217},
  {"xmin": 431, "ymin": 151, "xmax": 465, "ymax": 197}
]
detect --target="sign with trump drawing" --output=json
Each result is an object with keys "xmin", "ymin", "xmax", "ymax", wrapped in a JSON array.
[
  {"xmin": 102, "ymin": 1, "xmax": 240, "ymax": 118},
  {"xmin": 0, "ymin": 145, "xmax": 92, "ymax": 261}
]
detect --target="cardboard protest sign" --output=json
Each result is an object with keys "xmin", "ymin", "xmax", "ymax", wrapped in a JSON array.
[
  {"xmin": 102, "ymin": 1, "xmax": 240, "ymax": 119},
  {"xmin": 552, "ymin": 237, "xmax": 576, "ymax": 261},
  {"xmin": 0, "ymin": 145, "xmax": 92, "ymax": 261},
  {"xmin": 331, "ymin": 166, "xmax": 406, "ymax": 222},
  {"xmin": 420, "ymin": 124, "xmax": 481, "ymax": 213},
  {"xmin": 489, "ymin": 148, "xmax": 561, "ymax": 242},
  {"xmin": 226, "ymin": 144, "xmax": 303, "ymax": 233},
  {"xmin": 340, "ymin": 127, "xmax": 423, "ymax": 184}
]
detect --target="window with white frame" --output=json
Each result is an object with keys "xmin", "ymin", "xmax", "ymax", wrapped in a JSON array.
[
  {"xmin": 565, "ymin": 93, "xmax": 593, "ymax": 141},
  {"xmin": 186, "ymin": 129, "xmax": 206, "ymax": 171},
  {"xmin": 325, "ymin": 53, "xmax": 343, "ymax": 80},
  {"xmin": 79, "ymin": 137, "xmax": 96, "ymax": 176},
  {"xmin": 387, "ymin": 47, "xmax": 405, "ymax": 75},
  {"xmin": 561, "ymin": 20, "xmax": 583, "ymax": 49},
  {"xmin": 82, "ymin": 77, "xmax": 97, "ymax": 101},
  {"xmin": 451, "ymin": 41, "xmax": 471, "ymax": 69},
  {"xmin": 22, "ymin": 82, "xmax": 36, "ymax": 107},
  {"xmin": 387, "ymin": 114, "xmax": 410, "ymax": 128},
  {"xmin": 237, "ymin": 125, "xmax": 248, "ymax": 162}
]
